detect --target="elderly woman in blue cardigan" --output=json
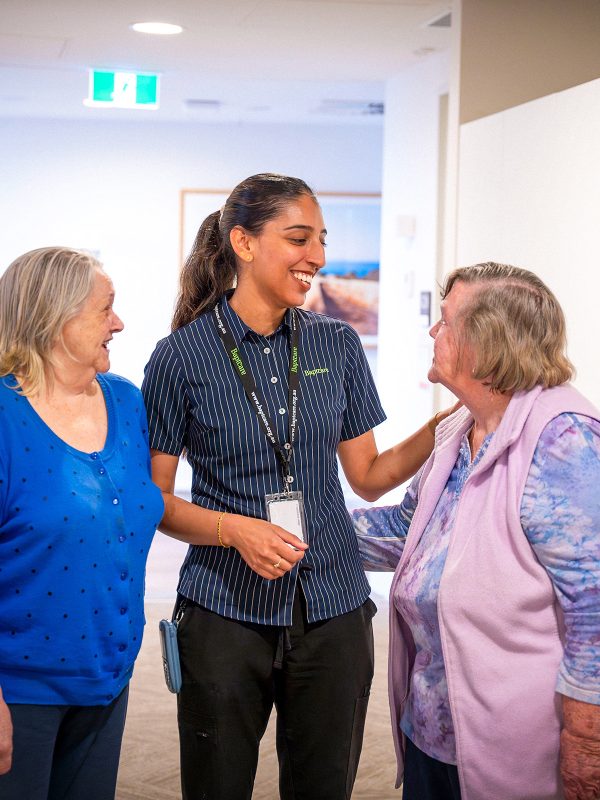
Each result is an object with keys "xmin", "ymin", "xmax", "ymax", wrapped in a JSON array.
[
  {"xmin": 355, "ymin": 263, "xmax": 600, "ymax": 800},
  {"xmin": 0, "ymin": 248, "xmax": 163, "ymax": 800}
]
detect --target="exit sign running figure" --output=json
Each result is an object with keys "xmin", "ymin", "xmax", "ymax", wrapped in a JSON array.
[{"xmin": 85, "ymin": 70, "xmax": 159, "ymax": 109}]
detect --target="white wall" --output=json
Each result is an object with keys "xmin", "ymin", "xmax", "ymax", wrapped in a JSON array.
[
  {"xmin": 456, "ymin": 77, "xmax": 600, "ymax": 406},
  {"xmin": 377, "ymin": 53, "xmax": 450, "ymax": 462},
  {"xmin": 0, "ymin": 117, "xmax": 383, "ymax": 387}
]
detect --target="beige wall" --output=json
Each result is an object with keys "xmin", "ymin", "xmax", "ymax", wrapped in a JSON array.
[{"xmin": 460, "ymin": 0, "xmax": 600, "ymax": 123}]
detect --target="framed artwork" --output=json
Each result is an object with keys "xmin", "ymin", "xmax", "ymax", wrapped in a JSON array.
[
  {"xmin": 179, "ymin": 189, "xmax": 381, "ymax": 344},
  {"xmin": 179, "ymin": 188, "xmax": 229, "ymax": 267}
]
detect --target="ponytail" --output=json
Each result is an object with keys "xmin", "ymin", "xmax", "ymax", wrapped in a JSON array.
[
  {"xmin": 172, "ymin": 174, "xmax": 316, "ymax": 331},
  {"xmin": 172, "ymin": 211, "xmax": 236, "ymax": 331}
]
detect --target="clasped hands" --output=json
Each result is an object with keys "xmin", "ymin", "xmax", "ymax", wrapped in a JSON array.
[{"xmin": 219, "ymin": 513, "xmax": 308, "ymax": 580}]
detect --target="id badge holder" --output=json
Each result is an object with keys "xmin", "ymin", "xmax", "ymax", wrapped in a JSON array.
[{"xmin": 265, "ymin": 490, "xmax": 307, "ymax": 545}]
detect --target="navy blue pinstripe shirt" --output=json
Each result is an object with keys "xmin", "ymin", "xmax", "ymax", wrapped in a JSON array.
[{"xmin": 142, "ymin": 295, "xmax": 386, "ymax": 625}]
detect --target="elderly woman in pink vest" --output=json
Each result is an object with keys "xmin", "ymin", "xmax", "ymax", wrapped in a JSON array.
[{"xmin": 354, "ymin": 262, "xmax": 600, "ymax": 800}]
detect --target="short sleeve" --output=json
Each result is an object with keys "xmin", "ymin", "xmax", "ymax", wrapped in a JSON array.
[
  {"xmin": 141, "ymin": 337, "xmax": 190, "ymax": 456},
  {"xmin": 131, "ymin": 386, "xmax": 152, "ymax": 470},
  {"xmin": 340, "ymin": 325, "xmax": 386, "ymax": 441}
]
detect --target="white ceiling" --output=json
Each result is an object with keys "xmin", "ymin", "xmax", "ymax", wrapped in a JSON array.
[{"xmin": 0, "ymin": 0, "xmax": 451, "ymax": 125}]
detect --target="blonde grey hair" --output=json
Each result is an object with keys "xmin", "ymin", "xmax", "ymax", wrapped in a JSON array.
[
  {"xmin": 0, "ymin": 247, "xmax": 100, "ymax": 396},
  {"xmin": 442, "ymin": 262, "xmax": 574, "ymax": 393}
]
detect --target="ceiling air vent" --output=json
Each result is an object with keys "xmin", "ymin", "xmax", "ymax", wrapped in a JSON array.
[
  {"xmin": 315, "ymin": 99, "xmax": 384, "ymax": 116},
  {"xmin": 426, "ymin": 11, "xmax": 451, "ymax": 28},
  {"xmin": 183, "ymin": 99, "xmax": 222, "ymax": 111}
]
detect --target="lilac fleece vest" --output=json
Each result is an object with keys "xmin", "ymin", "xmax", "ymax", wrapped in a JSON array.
[{"xmin": 388, "ymin": 384, "xmax": 600, "ymax": 800}]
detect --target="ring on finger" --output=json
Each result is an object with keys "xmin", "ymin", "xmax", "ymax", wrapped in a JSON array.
[{"xmin": 273, "ymin": 559, "xmax": 282, "ymax": 569}]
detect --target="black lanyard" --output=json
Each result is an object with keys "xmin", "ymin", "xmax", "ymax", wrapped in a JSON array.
[{"xmin": 213, "ymin": 303, "xmax": 300, "ymax": 490}]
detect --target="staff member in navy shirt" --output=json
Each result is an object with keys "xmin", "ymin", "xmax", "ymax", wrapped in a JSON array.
[
  {"xmin": 142, "ymin": 174, "xmax": 452, "ymax": 800},
  {"xmin": 0, "ymin": 247, "xmax": 164, "ymax": 799}
]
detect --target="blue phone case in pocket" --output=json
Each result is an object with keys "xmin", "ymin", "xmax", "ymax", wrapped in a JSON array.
[{"xmin": 159, "ymin": 618, "xmax": 182, "ymax": 693}]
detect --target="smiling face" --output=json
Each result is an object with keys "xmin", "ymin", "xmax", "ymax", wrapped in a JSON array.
[
  {"xmin": 235, "ymin": 194, "xmax": 327, "ymax": 312},
  {"xmin": 57, "ymin": 269, "xmax": 124, "ymax": 378},
  {"xmin": 428, "ymin": 280, "xmax": 481, "ymax": 395}
]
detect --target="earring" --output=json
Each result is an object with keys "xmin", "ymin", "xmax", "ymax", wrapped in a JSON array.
[{"xmin": 245, "ymin": 255, "xmax": 253, "ymax": 262}]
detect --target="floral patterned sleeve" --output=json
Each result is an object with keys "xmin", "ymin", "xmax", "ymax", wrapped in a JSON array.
[
  {"xmin": 352, "ymin": 467, "xmax": 422, "ymax": 572},
  {"xmin": 522, "ymin": 412, "xmax": 600, "ymax": 705}
]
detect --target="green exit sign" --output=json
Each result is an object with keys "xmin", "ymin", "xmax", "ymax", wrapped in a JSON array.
[{"xmin": 85, "ymin": 70, "xmax": 159, "ymax": 109}]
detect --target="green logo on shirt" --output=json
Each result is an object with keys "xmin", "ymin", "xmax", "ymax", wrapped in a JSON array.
[{"xmin": 304, "ymin": 368, "xmax": 329, "ymax": 377}]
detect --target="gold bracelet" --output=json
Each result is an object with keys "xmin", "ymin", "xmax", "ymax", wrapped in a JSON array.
[{"xmin": 216, "ymin": 511, "xmax": 229, "ymax": 548}]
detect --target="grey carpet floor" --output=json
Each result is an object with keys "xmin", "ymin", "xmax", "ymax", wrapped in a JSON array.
[{"xmin": 116, "ymin": 598, "xmax": 399, "ymax": 799}]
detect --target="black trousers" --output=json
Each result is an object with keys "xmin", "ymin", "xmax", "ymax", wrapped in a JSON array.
[
  {"xmin": 402, "ymin": 736, "xmax": 461, "ymax": 800},
  {"xmin": 0, "ymin": 686, "xmax": 128, "ymax": 800},
  {"xmin": 176, "ymin": 591, "xmax": 376, "ymax": 800}
]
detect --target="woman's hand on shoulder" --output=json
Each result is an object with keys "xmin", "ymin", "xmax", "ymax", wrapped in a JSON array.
[
  {"xmin": 221, "ymin": 514, "xmax": 308, "ymax": 580},
  {"xmin": 433, "ymin": 399, "xmax": 463, "ymax": 429}
]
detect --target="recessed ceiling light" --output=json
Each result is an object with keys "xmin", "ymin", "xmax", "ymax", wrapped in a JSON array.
[{"xmin": 130, "ymin": 22, "xmax": 183, "ymax": 35}]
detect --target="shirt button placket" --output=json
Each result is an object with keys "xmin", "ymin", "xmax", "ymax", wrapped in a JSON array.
[
  {"xmin": 91, "ymin": 450, "xmax": 130, "ymax": 659},
  {"xmin": 92, "ymin": 451, "xmax": 108, "ymax": 479}
]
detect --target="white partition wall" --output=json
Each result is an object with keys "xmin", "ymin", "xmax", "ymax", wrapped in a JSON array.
[
  {"xmin": 377, "ymin": 52, "xmax": 450, "ymax": 473},
  {"xmin": 456, "ymin": 77, "xmax": 600, "ymax": 405}
]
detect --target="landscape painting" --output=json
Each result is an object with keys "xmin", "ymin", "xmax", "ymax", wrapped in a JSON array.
[
  {"xmin": 300, "ymin": 193, "xmax": 381, "ymax": 342},
  {"xmin": 180, "ymin": 189, "xmax": 381, "ymax": 342}
]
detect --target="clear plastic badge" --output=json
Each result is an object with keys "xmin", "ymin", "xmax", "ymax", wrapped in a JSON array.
[{"xmin": 265, "ymin": 490, "xmax": 306, "ymax": 543}]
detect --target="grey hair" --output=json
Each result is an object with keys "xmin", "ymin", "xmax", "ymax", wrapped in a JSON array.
[
  {"xmin": 442, "ymin": 262, "xmax": 574, "ymax": 393},
  {"xmin": 0, "ymin": 246, "xmax": 100, "ymax": 396}
]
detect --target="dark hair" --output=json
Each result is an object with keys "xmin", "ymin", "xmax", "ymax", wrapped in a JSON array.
[
  {"xmin": 172, "ymin": 173, "xmax": 316, "ymax": 330},
  {"xmin": 442, "ymin": 262, "xmax": 574, "ymax": 392}
]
